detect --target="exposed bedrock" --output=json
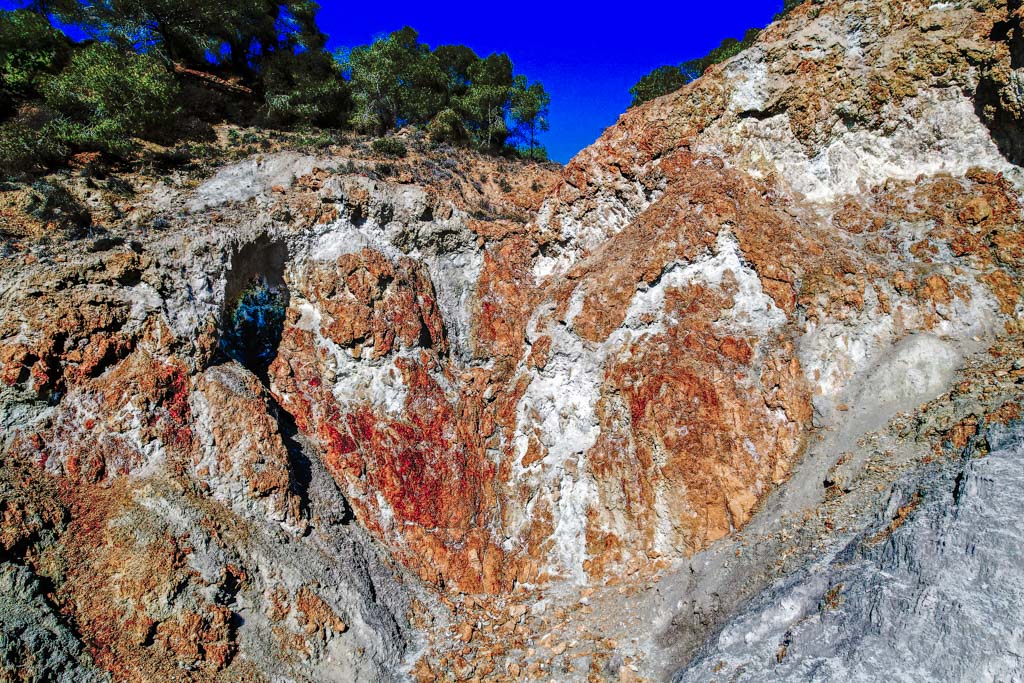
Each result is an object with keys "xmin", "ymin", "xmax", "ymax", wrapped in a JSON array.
[
  {"xmin": 676, "ymin": 420, "xmax": 1024, "ymax": 682},
  {"xmin": 2, "ymin": 0, "xmax": 1024, "ymax": 679}
]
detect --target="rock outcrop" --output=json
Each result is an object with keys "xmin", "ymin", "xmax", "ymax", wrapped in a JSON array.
[
  {"xmin": 677, "ymin": 419, "xmax": 1024, "ymax": 682},
  {"xmin": 2, "ymin": 0, "xmax": 1024, "ymax": 680}
]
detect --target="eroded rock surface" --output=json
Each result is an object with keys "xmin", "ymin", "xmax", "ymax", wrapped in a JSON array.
[
  {"xmin": 2, "ymin": 0, "xmax": 1024, "ymax": 680},
  {"xmin": 677, "ymin": 420, "xmax": 1024, "ymax": 683}
]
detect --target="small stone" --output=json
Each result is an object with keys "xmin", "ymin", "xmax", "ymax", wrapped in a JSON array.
[
  {"xmin": 451, "ymin": 656, "xmax": 474, "ymax": 679},
  {"xmin": 959, "ymin": 197, "xmax": 991, "ymax": 225}
]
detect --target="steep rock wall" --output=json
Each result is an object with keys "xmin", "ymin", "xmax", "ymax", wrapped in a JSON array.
[{"xmin": 2, "ymin": 0, "xmax": 1024, "ymax": 679}]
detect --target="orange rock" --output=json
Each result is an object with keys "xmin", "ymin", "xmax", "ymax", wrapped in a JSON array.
[
  {"xmin": 959, "ymin": 197, "xmax": 991, "ymax": 224},
  {"xmin": 295, "ymin": 587, "xmax": 347, "ymax": 636},
  {"xmin": 921, "ymin": 274, "xmax": 953, "ymax": 306},
  {"xmin": 979, "ymin": 270, "xmax": 1020, "ymax": 315}
]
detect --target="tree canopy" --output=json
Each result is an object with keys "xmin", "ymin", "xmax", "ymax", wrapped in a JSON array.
[
  {"xmin": 342, "ymin": 27, "xmax": 549, "ymax": 156},
  {"xmin": 48, "ymin": 0, "xmax": 327, "ymax": 74},
  {"xmin": 510, "ymin": 75, "xmax": 550, "ymax": 158},
  {"xmin": 0, "ymin": 8, "xmax": 69, "ymax": 103},
  {"xmin": 628, "ymin": 65, "xmax": 693, "ymax": 108},
  {"xmin": 628, "ymin": 28, "xmax": 762, "ymax": 107},
  {"xmin": 0, "ymin": 5, "xmax": 551, "ymax": 176}
]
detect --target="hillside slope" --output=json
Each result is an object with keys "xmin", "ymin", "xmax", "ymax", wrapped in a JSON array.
[{"xmin": 2, "ymin": 0, "xmax": 1023, "ymax": 680}]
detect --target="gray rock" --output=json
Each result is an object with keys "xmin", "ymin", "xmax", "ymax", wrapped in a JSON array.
[
  {"xmin": 0, "ymin": 562, "xmax": 107, "ymax": 683},
  {"xmin": 676, "ymin": 422, "xmax": 1024, "ymax": 683}
]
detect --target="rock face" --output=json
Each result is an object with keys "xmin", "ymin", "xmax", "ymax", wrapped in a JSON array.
[
  {"xmin": 677, "ymin": 420, "xmax": 1024, "ymax": 683},
  {"xmin": 2, "ymin": 0, "xmax": 1024, "ymax": 680}
]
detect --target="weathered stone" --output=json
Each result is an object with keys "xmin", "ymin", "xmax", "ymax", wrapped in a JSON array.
[{"xmin": 3, "ymin": 0, "xmax": 1024, "ymax": 679}]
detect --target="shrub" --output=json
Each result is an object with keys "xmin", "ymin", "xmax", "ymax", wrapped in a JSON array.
[
  {"xmin": 371, "ymin": 137, "xmax": 407, "ymax": 158},
  {"xmin": 517, "ymin": 146, "xmax": 549, "ymax": 162},
  {"xmin": 629, "ymin": 65, "xmax": 691, "ymax": 107},
  {"xmin": 0, "ymin": 10, "xmax": 69, "ymax": 104},
  {"xmin": 259, "ymin": 50, "xmax": 349, "ymax": 127},
  {"xmin": 683, "ymin": 28, "xmax": 761, "ymax": 76},
  {"xmin": 779, "ymin": 0, "xmax": 804, "ymax": 17},
  {"xmin": 0, "ymin": 110, "xmax": 67, "ymax": 176},
  {"xmin": 220, "ymin": 277, "xmax": 288, "ymax": 375},
  {"xmin": 629, "ymin": 28, "xmax": 762, "ymax": 107},
  {"xmin": 42, "ymin": 43, "xmax": 180, "ymax": 155},
  {"xmin": 427, "ymin": 107, "xmax": 468, "ymax": 144}
]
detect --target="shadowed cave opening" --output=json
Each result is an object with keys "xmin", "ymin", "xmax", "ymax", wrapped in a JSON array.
[
  {"xmin": 977, "ymin": 10, "xmax": 1024, "ymax": 166},
  {"xmin": 218, "ymin": 238, "xmax": 312, "ymax": 519},
  {"xmin": 220, "ymin": 276, "xmax": 288, "ymax": 378},
  {"xmin": 219, "ymin": 238, "xmax": 289, "ymax": 381}
]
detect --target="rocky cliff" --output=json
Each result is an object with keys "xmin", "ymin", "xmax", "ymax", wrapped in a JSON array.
[{"xmin": 2, "ymin": 0, "xmax": 1024, "ymax": 680}]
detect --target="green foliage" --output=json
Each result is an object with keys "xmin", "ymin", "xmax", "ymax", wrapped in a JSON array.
[
  {"xmin": 434, "ymin": 44, "xmax": 477, "ymax": 100},
  {"xmin": 42, "ymin": 43, "xmax": 180, "ymax": 154},
  {"xmin": 779, "ymin": 0, "xmax": 803, "ymax": 17},
  {"xmin": 517, "ymin": 145, "xmax": 548, "ymax": 162},
  {"xmin": 680, "ymin": 28, "xmax": 760, "ymax": 79},
  {"xmin": 630, "ymin": 27, "xmax": 761, "ymax": 106},
  {"xmin": 0, "ymin": 114, "xmax": 67, "ymax": 176},
  {"xmin": 371, "ymin": 136, "xmax": 407, "ymax": 158},
  {"xmin": 58, "ymin": 0, "xmax": 327, "ymax": 74},
  {"xmin": 0, "ymin": 10, "xmax": 69, "ymax": 105},
  {"xmin": 457, "ymin": 53, "xmax": 513, "ymax": 150},
  {"xmin": 0, "ymin": 2, "xmax": 550, "ymax": 173},
  {"xmin": 510, "ymin": 75, "xmax": 549, "ymax": 154},
  {"xmin": 221, "ymin": 276, "xmax": 288, "ymax": 375},
  {"xmin": 427, "ymin": 107, "xmax": 468, "ymax": 144},
  {"xmin": 341, "ymin": 26, "xmax": 547, "ymax": 154},
  {"xmin": 629, "ymin": 65, "xmax": 691, "ymax": 107},
  {"xmin": 343, "ymin": 27, "xmax": 447, "ymax": 135},
  {"xmin": 259, "ymin": 49, "xmax": 349, "ymax": 127}
]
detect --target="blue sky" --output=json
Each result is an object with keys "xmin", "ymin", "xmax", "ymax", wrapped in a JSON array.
[
  {"xmin": 316, "ymin": 1, "xmax": 785, "ymax": 162},
  {"xmin": 3, "ymin": 0, "xmax": 786, "ymax": 163}
]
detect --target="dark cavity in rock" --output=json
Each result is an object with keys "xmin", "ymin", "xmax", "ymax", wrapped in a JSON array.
[{"xmin": 220, "ymin": 238, "xmax": 289, "ymax": 380}]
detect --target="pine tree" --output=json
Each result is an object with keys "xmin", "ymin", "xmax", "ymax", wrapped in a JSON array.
[
  {"xmin": 457, "ymin": 53, "xmax": 513, "ymax": 150},
  {"xmin": 343, "ymin": 26, "xmax": 446, "ymax": 134},
  {"xmin": 511, "ymin": 75, "xmax": 549, "ymax": 158}
]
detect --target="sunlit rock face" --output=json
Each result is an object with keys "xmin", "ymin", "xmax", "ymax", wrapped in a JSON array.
[
  {"xmin": 250, "ymin": 154, "xmax": 823, "ymax": 593},
  {"xmin": 254, "ymin": 0, "xmax": 1024, "ymax": 596},
  {"xmin": 3, "ymin": 0, "xmax": 1024, "ymax": 679},
  {"xmin": 677, "ymin": 419, "xmax": 1024, "ymax": 683}
]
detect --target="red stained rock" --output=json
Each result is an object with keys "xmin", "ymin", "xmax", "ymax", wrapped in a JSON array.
[
  {"xmin": 301, "ymin": 248, "xmax": 448, "ymax": 357},
  {"xmin": 473, "ymin": 236, "xmax": 539, "ymax": 359}
]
